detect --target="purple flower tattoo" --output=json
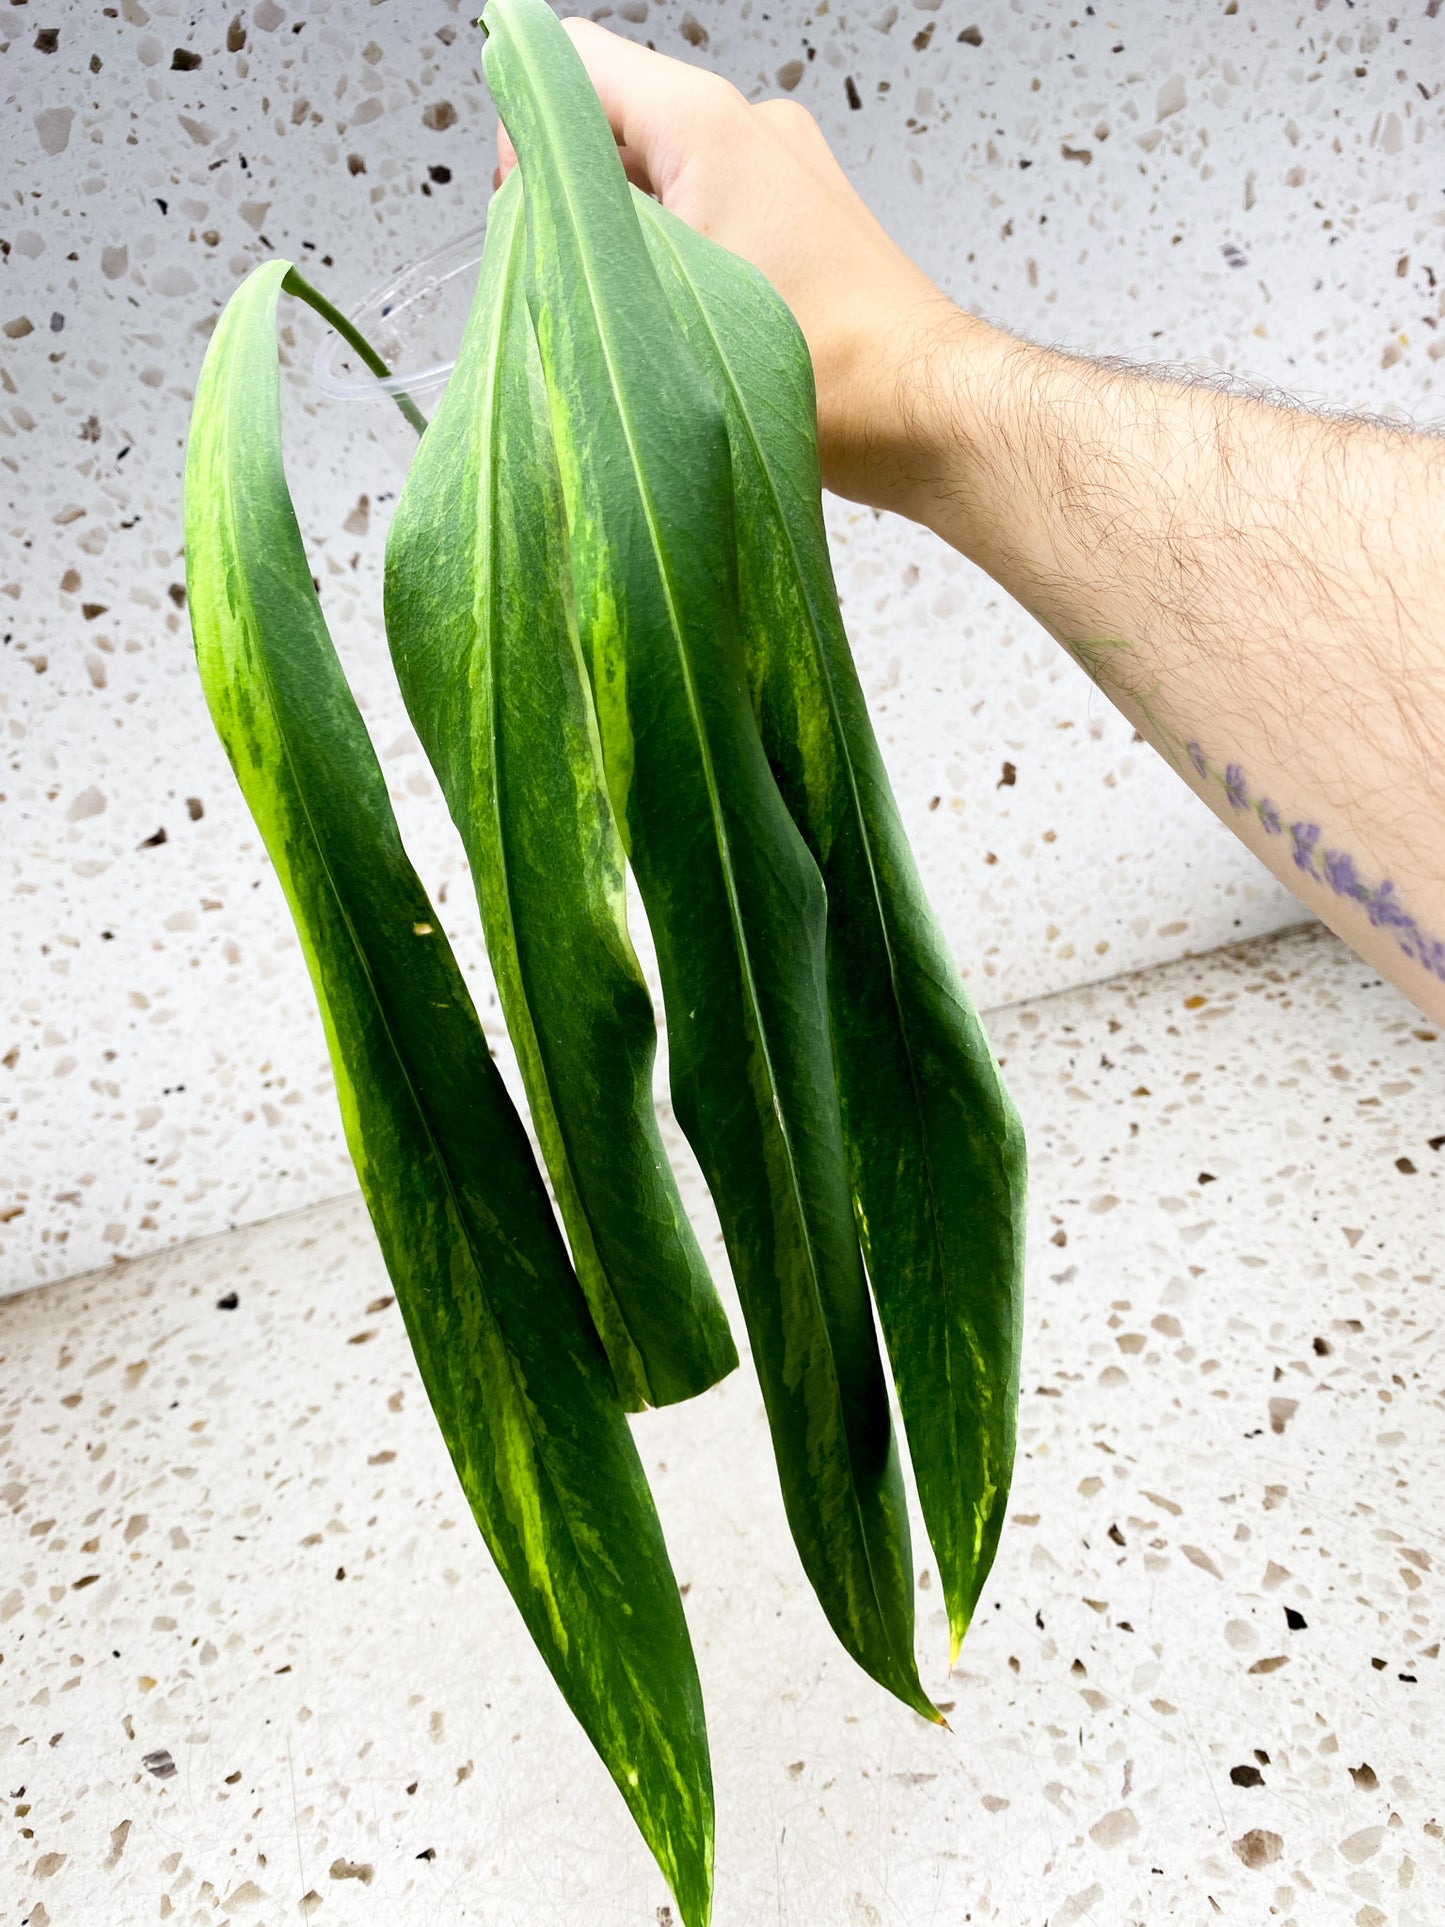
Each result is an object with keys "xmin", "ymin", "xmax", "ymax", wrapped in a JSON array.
[
  {"xmin": 1367, "ymin": 880, "xmax": 1413, "ymax": 932},
  {"xmin": 1179, "ymin": 735, "xmax": 1445, "ymax": 983},
  {"xmin": 1322, "ymin": 847, "xmax": 1369, "ymax": 902},
  {"xmin": 1064, "ymin": 634, "xmax": 1445, "ymax": 985},
  {"xmin": 1289, "ymin": 820, "xmax": 1320, "ymax": 875}
]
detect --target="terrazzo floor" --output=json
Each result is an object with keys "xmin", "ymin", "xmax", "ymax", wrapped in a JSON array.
[{"xmin": 2, "ymin": 922, "xmax": 1441, "ymax": 1927}]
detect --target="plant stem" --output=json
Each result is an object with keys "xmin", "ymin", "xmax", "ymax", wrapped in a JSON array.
[{"xmin": 282, "ymin": 267, "xmax": 429, "ymax": 439}]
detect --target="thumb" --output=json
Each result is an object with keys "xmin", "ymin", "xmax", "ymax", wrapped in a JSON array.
[{"xmin": 493, "ymin": 119, "xmax": 518, "ymax": 192}]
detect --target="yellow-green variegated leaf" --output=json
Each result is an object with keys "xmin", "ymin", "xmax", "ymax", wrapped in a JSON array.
[
  {"xmin": 183, "ymin": 258, "xmax": 714, "ymax": 1926},
  {"xmin": 384, "ymin": 169, "xmax": 736, "ymax": 1414},
  {"xmin": 637, "ymin": 196, "xmax": 1027, "ymax": 1664},
  {"xmin": 482, "ymin": 0, "xmax": 936, "ymax": 1722}
]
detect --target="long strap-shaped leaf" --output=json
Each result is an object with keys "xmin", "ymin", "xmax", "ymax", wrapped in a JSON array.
[
  {"xmin": 184, "ymin": 259, "xmax": 714, "ymax": 1926},
  {"xmin": 384, "ymin": 171, "xmax": 736, "ymax": 1413},
  {"xmin": 481, "ymin": 0, "xmax": 936, "ymax": 1721},
  {"xmin": 637, "ymin": 198, "xmax": 1027, "ymax": 1661}
]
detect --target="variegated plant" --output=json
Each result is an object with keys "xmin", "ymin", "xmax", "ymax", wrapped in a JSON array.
[{"xmin": 183, "ymin": 1, "xmax": 1025, "ymax": 1919}]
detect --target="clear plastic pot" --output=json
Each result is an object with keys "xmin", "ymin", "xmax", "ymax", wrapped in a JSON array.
[
  {"xmin": 307, "ymin": 221, "xmax": 490, "ymax": 491},
  {"xmin": 311, "ymin": 222, "xmax": 487, "ymax": 415}
]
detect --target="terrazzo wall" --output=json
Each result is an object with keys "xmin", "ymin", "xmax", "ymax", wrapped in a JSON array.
[{"xmin": 2, "ymin": 0, "xmax": 1441, "ymax": 1291}]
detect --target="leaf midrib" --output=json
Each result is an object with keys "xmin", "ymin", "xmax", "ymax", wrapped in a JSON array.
[{"xmin": 465, "ymin": 200, "xmax": 638, "ymax": 1383}]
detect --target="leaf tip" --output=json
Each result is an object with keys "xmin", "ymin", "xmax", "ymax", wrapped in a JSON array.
[{"xmin": 946, "ymin": 1596, "xmax": 974, "ymax": 1673}]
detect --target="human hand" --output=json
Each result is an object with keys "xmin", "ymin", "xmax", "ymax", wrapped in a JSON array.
[{"xmin": 493, "ymin": 18, "xmax": 968, "ymax": 511}]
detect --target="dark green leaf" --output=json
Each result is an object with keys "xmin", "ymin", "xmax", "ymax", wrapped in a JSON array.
[
  {"xmin": 638, "ymin": 196, "xmax": 1027, "ymax": 1660},
  {"xmin": 184, "ymin": 258, "xmax": 713, "ymax": 1922},
  {"xmin": 384, "ymin": 169, "xmax": 736, "ymax": 1413},
  {"xmin": 482, "ymin": 0, "xmax": 935, "ymax": 1721}
]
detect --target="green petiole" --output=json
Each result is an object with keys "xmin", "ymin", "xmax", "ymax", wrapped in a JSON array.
[{"xmin": 282, "ymin": 265, "xmax": 429, "ymax": 439}]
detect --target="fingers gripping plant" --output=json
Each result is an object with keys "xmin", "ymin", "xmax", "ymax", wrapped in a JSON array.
[{"xmin": 183, "ymin": 2, "xmax": 1025, "ymax": 1918}]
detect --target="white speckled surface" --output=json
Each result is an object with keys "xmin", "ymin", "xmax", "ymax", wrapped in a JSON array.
[
  {"xmin": 2, "ymin": 924, "xmax": 1442, "ymax": 1925},
  {"xmin": 2, "ymin": 4, "xmax": 1441, "ymax": 1282}
]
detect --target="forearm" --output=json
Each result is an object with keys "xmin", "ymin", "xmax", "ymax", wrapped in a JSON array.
[
  {"xmin": 889, "ymin": 316, "xmax": 1445, "ymax": 1019},
  {"xmin": 514, "ymin": 22, "xmax": 1445, "ymax": 1015}
]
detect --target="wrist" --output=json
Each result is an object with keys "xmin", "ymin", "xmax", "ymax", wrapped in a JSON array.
[
  {"xmin": 823, "ymin": 291, "xmax": 1017, "ymax": 541},
  {"xmin": 887, "ymin": 305, "xmax": 1018, "ymax": 543}
]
